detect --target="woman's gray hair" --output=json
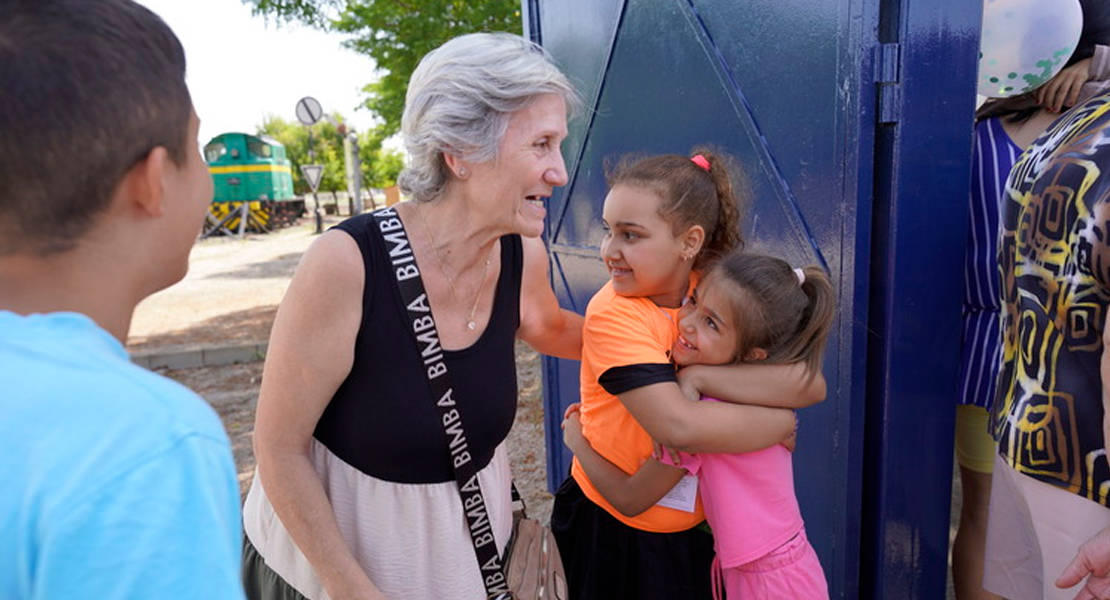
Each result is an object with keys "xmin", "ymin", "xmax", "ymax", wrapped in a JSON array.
[{"xmin": 398, "ymin": 32, "xmax": 580, "ymax": 202}]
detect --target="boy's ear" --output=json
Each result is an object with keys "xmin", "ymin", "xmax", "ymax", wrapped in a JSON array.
[
  {"xmin": 744, "ymin": 347, "xmax": 768, "ymax": 361},
  {"xmin": 120, "ymin": 147, "xmax": 170, "ymax": 218},
  {"xmin": 681, "ymin": 224, "xmax": 705, "ymax": 258}
]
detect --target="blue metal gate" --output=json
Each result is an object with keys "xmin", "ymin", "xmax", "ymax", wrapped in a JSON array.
[{"xmin": 525, "ymin": 0, "xmax": 981, "ymax": 597}]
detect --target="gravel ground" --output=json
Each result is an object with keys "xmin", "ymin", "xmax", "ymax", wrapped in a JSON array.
[{"xmin": 130, "ymin": 216, "xmax": 554, "ymax": 525}]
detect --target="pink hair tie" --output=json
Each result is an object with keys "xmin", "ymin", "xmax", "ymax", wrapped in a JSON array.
[
  {"xmin": 691, "ymin": 154, "xmax": 710, "ymax": 172},
  {"xmin": 793, "ymin": 268, "xmax": 806, "ymax": 285}
]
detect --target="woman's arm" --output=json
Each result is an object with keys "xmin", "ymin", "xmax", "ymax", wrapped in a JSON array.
[
  {"xmin": 518, "ymin": 236, "xmax": 583, "ymax": 359},
  {"xmin": 562, "ymin": 406, "xmax": 685, "ymax": 517},
  {"xmin": 253, "ymin": 231, "xmax": 389, "ymax": 600},
  {"xmin": 618, "ymin": 381, "xmax": 796, "ymax": 454},
  {"xmin": 677, "ymin": 361, "xmax": 826, "ymax": 408}
]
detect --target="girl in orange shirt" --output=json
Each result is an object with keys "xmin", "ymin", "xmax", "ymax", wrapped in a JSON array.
[{"xmin": 551, "ymin": 150, "xmax": 826, "ymax": 600}]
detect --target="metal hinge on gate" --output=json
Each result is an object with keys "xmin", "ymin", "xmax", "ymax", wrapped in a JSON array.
[{"xmin": 874, "ymin": 43, "xmax": 901, "ymax": 124}]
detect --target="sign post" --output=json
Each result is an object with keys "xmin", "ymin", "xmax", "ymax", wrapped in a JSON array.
[
  {"xmin": 301, "ymin": 163, "xmax": 325, "ymax": 234},
  {"xmin": 296, "ymin": 97, "xmax": 326, "ymax": 233},
  {"xmin": 300, "ymin": 164, "xmax": 324, "ymax": 193}
]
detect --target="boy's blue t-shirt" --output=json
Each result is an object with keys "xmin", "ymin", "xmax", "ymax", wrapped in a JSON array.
[{"xmin": 0, "ymin": 311, "xmax": 245, "ymax": 600}]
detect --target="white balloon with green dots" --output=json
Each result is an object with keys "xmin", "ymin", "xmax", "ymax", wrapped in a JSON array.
[{"xmin": 978, "ymin": 0, "xmax": 1083, "ymax": 98}]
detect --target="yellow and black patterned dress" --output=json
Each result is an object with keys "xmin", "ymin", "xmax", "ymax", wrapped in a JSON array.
[{"xmin": 993, "ymin": 92, "xmax": 1110, "ymax": 506}]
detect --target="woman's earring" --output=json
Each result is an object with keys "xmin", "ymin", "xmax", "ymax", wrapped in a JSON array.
[{"xmin": 458, "ymin": 167, "xmax": 469, "ymax": 179}]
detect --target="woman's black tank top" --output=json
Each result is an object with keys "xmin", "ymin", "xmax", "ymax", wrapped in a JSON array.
[{"xmin": 314, "ymin": 212, "xmax": 522, "ymax": 484}]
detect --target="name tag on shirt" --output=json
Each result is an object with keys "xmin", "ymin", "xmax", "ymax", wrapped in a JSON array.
[{"xmin": 655, "ymin": 474, "xmax": 698, "ymax": 513}]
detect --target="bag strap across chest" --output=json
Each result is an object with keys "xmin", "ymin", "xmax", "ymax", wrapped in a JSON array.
[{"xmin": 371, "ymin": 207, "xmax": 513, "ymax": 600}]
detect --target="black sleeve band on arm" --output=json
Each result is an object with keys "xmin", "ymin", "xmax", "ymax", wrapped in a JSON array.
[{"xmin": 598, "ymin": 363, "xmax": 677, "ymax": 395}]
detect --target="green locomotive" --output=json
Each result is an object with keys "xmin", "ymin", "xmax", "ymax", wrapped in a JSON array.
[{"xmin": 203, "ymin": 132, "xmax": 304, "ymax": 234}]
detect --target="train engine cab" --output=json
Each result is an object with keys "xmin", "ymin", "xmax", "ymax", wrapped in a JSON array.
[{"xmin": 203, "ymin": 132, "xmax": 303, "ymax": 235}]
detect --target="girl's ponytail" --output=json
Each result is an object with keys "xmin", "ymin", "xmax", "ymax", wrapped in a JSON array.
[
  {"xmin": 691, "ymin": 148, "xmax": 747, "ymax": 270},
  {"xmin": 782, "ymin": 266, "xmax": 836, "ymax": 379}
]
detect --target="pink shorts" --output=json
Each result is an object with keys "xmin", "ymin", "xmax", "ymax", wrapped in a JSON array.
[{"xmin": 713, "ymin": 529, "xmax": 829, "ymax": 600}]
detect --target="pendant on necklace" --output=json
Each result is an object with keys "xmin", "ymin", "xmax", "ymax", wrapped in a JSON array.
[{"xmin": 467, "ymin": 320, "xmax": 477, "ymax": 331}]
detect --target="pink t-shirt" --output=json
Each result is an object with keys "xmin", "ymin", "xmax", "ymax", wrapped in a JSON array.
[{"xmin": 667, "ymin": 397, "xmax": 804, "ymax": 568}]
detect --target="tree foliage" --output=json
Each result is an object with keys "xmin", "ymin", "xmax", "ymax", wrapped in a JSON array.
[
  {"xmin": 258, "ymin": 113, "xmax": 405, "ymax": 197},
  {"xmin": 247, "ymin": 0, "xmax": 522, "ymax": 137},
  {"xmin": 361, "ymin": 144, "xmax": 404, "ymax": 189},
  {"xmin": 257, "ymin": 114, "xmax": 347, "ymax": 194}
]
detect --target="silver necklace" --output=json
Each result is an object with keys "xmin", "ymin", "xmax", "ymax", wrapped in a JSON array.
[{"xmin": 416, "ymin": 204, "xmax": 494, "ymax": 331}]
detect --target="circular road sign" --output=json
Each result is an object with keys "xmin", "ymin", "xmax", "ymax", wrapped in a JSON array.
[{"xmin": 295, "ymin": 96, "xmax": 324, "ymax": 126}]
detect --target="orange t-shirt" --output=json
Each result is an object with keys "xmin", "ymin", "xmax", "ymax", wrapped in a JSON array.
[{"xmin": 571, "ymin": 281, "xmax": 705, "ymax": 532}]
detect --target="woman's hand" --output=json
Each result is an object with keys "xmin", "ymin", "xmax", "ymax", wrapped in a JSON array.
[
  {"xmin": 1055, "ymin": 525, "xmax": 1110, "ymax": 600},
  {"xmin": 1037, "ymin": 58, "xmax": 1093, "ymax": 113}
]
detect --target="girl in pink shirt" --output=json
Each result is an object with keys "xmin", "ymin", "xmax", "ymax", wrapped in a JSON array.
[{"xmin": 564, "ymin": 251, "xmax": 835, "ymax": 600}]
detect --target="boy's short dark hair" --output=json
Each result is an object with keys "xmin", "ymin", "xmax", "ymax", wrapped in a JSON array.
[{"xmin": 0, "ymin": 0, "xmax": 192, "ymax": 256}]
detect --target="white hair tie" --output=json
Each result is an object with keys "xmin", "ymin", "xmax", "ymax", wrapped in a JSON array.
[{"xmin": 793, "ymin": 267, "xmax": 805, "ymax": 285}]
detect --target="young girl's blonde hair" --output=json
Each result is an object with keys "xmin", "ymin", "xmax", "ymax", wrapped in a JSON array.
[{"xmin": 708, "ymin": 252, "xmax": 836, "ymax": 379}]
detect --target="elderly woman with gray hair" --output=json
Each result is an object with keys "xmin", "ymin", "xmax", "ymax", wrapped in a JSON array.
[{"xmin": 241, "ymin": 32, "xmax": 583, "ymax": 600}]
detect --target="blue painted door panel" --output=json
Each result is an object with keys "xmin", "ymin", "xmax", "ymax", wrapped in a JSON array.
[
  {"xmin": 859, "ymin": 1, "xmax": 982, "ymax": 599},
  {"xmin": 532, "ymin": 0, "xmax": 872, "ymax": 596},
  {"xmin": 528, "ymin": 0, "xmax": 981, "ymax": 597}
]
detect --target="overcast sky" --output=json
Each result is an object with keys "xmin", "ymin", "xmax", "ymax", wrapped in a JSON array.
[{"xmin": 136, "ymin": 0, "xmax": 380, "ymax": 145}]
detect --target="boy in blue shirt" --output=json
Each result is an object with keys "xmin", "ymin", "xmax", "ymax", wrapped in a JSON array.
[{"xmin": 0, "ymin": 1, "xmax": 245, "ymax": 598}]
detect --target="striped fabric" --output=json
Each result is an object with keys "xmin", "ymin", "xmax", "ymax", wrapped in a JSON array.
[{"xmin": 957, "ymin": 116, "xmax": 1021, "ymax": 408}]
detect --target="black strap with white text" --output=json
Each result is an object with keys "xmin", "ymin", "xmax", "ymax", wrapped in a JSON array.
[{"xmin": 371, "ymin": 207, "xmax": 512, "ymax": 600}]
